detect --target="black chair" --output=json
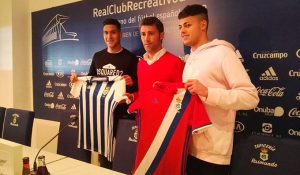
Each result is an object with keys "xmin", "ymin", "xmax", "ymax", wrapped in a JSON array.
[
  {"xmin": 112, "ymin": 119, "xmax": 137, "ymax": 174},
  {"xmin": 2, "ymin": 108, "xmax": 34, "ymax": 146},
  {"xmin": 230, "ymin": 134, "xmax": 300, "ymax": 175},
  {"xmin": 57, "ymin": 111, "xmax": 91, "ymax": 163},
  {"xmin": 0, "ymin": 107, "xmax": 6, "ymax": 136}
]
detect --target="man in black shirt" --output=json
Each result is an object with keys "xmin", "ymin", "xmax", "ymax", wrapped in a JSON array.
[{"xmin": 70, "ymin": 18, "xmax": 138, "ymax": 169}]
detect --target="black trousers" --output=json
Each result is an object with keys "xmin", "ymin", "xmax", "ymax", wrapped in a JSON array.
[{"xmin": 186, "ymin": 155, "xmax": 230, "ymax": 175}]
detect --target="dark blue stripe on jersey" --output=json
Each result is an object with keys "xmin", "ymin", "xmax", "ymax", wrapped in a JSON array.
[
  {"xmin": 92, "ymin": 82, "xmax": 102, "ymax": 152},
  {"xmin": 100, "ymin": 82, "xmax": 113, "ymax": 154},
  {"xmin": 146, "ymin": 92, "xmax": 191, "ymax": 175},
  {"xmin": 79, "ymin": 88, "xmax": 84, "ymax": 147},
  {"xmin": 85, "ymin": 84, "xmax": 91, "ymax": 150}
]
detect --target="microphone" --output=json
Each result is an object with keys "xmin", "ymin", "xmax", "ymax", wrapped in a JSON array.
[{"xmin": 32, "ymin": 115, "xmax": 79, "ymax": 171}]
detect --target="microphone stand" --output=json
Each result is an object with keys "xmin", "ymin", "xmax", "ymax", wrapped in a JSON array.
[{"xmin": 32, "ymin": 116, "xmax": 78, "ymax": 172}]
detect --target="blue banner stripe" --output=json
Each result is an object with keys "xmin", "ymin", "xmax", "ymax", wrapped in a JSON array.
[{"xmin": 146, "ymin": 92, "xmax": 191, "ymax": 175}]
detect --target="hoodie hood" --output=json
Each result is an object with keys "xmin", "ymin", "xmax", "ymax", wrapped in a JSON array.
[{"xmin": 191, "ymin": 39, "xmax": 236, "ymax": 54}]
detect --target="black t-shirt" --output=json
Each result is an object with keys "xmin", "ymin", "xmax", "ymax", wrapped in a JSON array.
[{"xmin": 88, "ymin": 48, "xmax": 138, "ymax": 121}]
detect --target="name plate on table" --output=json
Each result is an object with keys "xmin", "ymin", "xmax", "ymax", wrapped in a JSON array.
[{"xmin": 0, "ymin": 139, "xmax": 22, "ymax": 175}]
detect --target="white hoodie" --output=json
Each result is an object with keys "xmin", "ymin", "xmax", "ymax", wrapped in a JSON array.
[{"xmin": 183, "ymin": 39, "xmax": 259, "ymax": 165}]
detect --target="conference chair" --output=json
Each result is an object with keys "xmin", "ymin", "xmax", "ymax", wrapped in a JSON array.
[
  {"xmin": 0, "ymin": 107, "xmax": 6, "ymax": 136},
  {"xmin": 1, "ymin": 108, "xmax": 34, "ymax": 146},
  {"xmin": 230, "ymin": 134, "xmax": 300, "ymax": 175},
  {"xmin": 57, "ymin": 111, "xmax": 91, "ymax": 163},
  {"xmin": 112, "ymin": 119, "xmax": 138, "ymax": 174}
]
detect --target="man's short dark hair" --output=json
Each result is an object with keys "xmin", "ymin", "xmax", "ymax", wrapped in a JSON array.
[
  {"xmin": 140, "ymin": 17, "xmax": 164, "ymax": 33},
  {"xmin": 178, "ymin": 4, "xmax": 208, "ymax": 23},
  {"xmin": 103, "ymin": 18, "xmax": 121, "ymax": 31}
]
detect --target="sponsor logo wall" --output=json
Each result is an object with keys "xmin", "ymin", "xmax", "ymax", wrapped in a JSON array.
[{"xmin": 32, "ymin": 0, "xmax": 300, "ymax": 173}]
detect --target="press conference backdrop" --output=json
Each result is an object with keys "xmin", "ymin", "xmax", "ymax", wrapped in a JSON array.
[{"xmin": 32, "ymin": 0, "xmax": 300, "ymax": 173}]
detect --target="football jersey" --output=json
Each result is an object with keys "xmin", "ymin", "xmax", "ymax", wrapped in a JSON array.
[
  {"xmin": 128, "ymin": 82, "xmax": 212, "ymax": 175},
  {"xmin": 71, "ymin": 76, "xmax": 126, "ymax": 161}
]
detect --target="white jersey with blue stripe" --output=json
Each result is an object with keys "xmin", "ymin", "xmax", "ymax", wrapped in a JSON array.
[{"xmin": 71, "ymin": 76, "xmax": 126, "ymax": 161}]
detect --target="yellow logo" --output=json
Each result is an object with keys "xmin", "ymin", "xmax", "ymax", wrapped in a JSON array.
[
  {"xmin": 10, "ymin": 113, "xmax": 19, "ymax": 127},
  {"xmin": 260, "ymin": 147, "xmax": 269, "ymax": 161}
]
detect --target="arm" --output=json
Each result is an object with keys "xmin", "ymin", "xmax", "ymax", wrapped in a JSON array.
[{"xmin": 204, "ymin": 50, "xmax": 259, "ymax": 110}]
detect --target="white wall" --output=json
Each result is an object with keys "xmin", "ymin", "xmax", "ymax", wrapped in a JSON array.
[{"xmin": 0, "ymin": 0, "xmax": 81, "ymax": 110}]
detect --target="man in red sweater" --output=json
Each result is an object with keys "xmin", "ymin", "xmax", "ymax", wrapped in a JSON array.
[
  {"xmin": 126, "ymin": 17, "xmax": 184, "ymax": 101},
  {"xmin": 125, "ymin": 17, "xmax": 185, "ymax": 174}
]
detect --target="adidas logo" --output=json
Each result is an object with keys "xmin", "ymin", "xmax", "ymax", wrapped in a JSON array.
[
  {"xmin": 71, "ymin": 104, "xmax": 77, "ymax": 110},
  {"xmin": 46, "ymin": 80, "xmax": 52, "ymax": 88},
  {"xmin": 260, "ymin": 67, "xmax": 278, "ymax": 81},
  {"xmin": 57, "ymin": 91, "xmax": 64, "ymax": 100}
]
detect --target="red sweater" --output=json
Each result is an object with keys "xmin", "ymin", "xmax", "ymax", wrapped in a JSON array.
[{"xmin": 137, "ymin": 52, "xmax": 184, "ymax": 97}]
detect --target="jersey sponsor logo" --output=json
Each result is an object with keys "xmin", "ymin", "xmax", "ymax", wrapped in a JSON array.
[
  {"xmin": 128, "ymin": 125, "xmax": 138, "ymax": 142},
  {"xmin": 237, "ymin": 111, "xmax": 248, "ymax": 116},
  {"xmin": 67, "ymin": 59, "xmax": 80, "ymax": 66},
  {"xmin": 44, "ymin": 91, "xmax": 54, "ymax": 98},
  {"xmin": 234, "ymin": 121, "xmax": 245, "ymax": 132},
  {"xmin": 254, "ymin": 106, "xmax": 284, "ymax": 117},
  {"xmin": 260, "ymin": 67, "xmax": 278, "ymax": 80},
  {"xmin": 288, "ymin": 129, "xmax": 300, "ymax": 137},
  {"xmin": 253, "ymin": 51, "xmax": 288, "ymax": 59},
  {"xmin": 235, "ymin": 49, "xmax": 244, "ymax": 63},
  {"xmin": 67, "ymin": 94, "xmax": 78, "ymax": 99},
  {"xmin": 46, "ymin": 80, "xmax": 52, "ymax": 88},
  {"xmin": 57, "ymin": 91, "xmax": 65, "ymax": 100},
  {"xmin": 44, "ymin": 60, "xmax": 53, "ymax": 67},
  {"xmin": 256, "ymin": 86, "xmax": 285, "ymax": 97},
  {"xmin": 262, "ymin": 123, "xmax": 273, "ymax": 134},
  {"xmin": 55, "ymin": 103, "xmax": 67, "ymax": 110},
  {"xmin": 251, "ymin": 143, "xmax": 277, "ymax": 167},
  {"xmin": 44, "ymin": 103, "xmax": 55, "ymax": 109},
  {"xmin": 10, "ymin": 113, "xmax": 20, "ymax": 127},
  {"xmin": 288, "ymin": 70, "xmax": 300, "ymax": 77},
  {"xmin": 54, "ymin": 82, "xmax": 67, "ymax": 87},
  {"xmin": 57, "ymin": 59, "xmax": 63, "ymax": 66},
  {"xmin": 43, "ymin": 72, "xmax": 55, "ymax": 76},
  {"xmin": 80, "ymin": 71, "xmax": 89, "ymax": 76},
  {"xmin": 56, "ymin": 71, "xmax": 64, "ymax": 78},
  {"xmin": 288, "ymin": 108, "xmax": 300, "ymax": 118},
  {"xmin": 68, "ymin": 114, "xmax": 78, "ymax": 128},
  {"xmin": 96, "ymin": 63, "xmax": 123, "ymax": 76},
  {"xmin": 80, "ymin": 59, "xmax": 92, "ymax": 66},
  {"xmin": 71, "ymin": 104, "xmax": 77, "ymax": 110}
]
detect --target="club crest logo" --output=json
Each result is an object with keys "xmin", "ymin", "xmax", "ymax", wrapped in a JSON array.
[
  {"xmin": 175, "ymin": 97, "xmax": 182, "ymax": 113},
  {"xmin": 10, "ymin": 113, "xmax": 20, "ymax": 127}
]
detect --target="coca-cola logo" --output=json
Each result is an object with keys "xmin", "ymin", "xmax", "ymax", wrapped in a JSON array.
[
  {"xmin": 44, "ymin": 92, "xmax": 54, "ymax": 98},
  {"xmin": 55, "ymin": 103, "xmax": 67, "ymax": 110},
  {"xmin": 257, "ymin": 86, "xmax": 285, "ymax": 97},
  {"xmin": 289, "ymin": 108, "xmax": 300, "ymax": 118}
]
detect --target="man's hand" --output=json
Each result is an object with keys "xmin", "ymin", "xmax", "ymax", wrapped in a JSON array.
[
  {"xmin": 185, "ymin": 79, "xmax": 208, "ymax": 98},
  {"xmin": 122, "ymin": 75, "xmax": 133, "ymax": 86},
  {"xmin": 70, "ymin": 73, "xmax": 78, "ymax": 83}
]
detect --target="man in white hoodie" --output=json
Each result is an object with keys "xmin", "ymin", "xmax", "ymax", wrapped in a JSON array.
[{"xmin": 178, "ymin": 4, "xmax": 259, "ymax": 175}]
